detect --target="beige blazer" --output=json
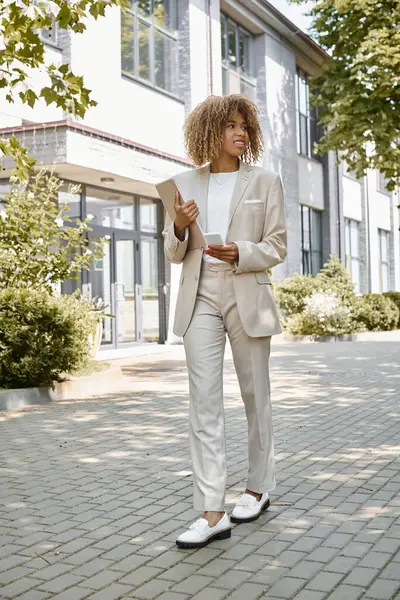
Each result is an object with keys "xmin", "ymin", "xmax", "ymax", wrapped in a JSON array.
[{"xmin": 162, "ymin": 161, "xmax": 287, "ymax": 338}]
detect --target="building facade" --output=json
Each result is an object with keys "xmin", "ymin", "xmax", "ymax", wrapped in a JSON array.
[{"xmin": 0, "ymin": 0, "xmax": 399, "ymax": 351}]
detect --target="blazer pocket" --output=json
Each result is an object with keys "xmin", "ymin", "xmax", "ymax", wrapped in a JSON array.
[
  {"xmin": 244, "ymin": 199, "xmax": 264, "ymax": 204},
  {"xmin": 255, "ymin": 272, "xmax": 271, "ymax": 285}
]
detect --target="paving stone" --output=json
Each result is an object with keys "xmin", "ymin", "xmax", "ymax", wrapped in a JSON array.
[
  {"xmin": 190, "ymin": 587, "xmax": 228, "ymax": 600},
  {"xmin": 37, "ymin": 573, "xmax": 85, "ymax": 593},
  {"xmin": 287, "ymin": 560, "xmax": 324, "ymax": 580},
  {"xmin": 307, "ymin": 570, "xmax": 345, "ymax": 592},
  {"xmin": 84, "ymin": 583, "xmax": 133, "ymax": 600},
  {"xmin": 325, "ymin": 555, "xmax": 359, "ymax": 574},
  {"xmin": 327, "ymin": 584, "xmax": 365, "ymax": 600},
  {"xmin": 213, "ymin": 569, "xmax": 251, "ymax": 590},
  {"xmin": 228, "ymin": 582, "xmax": 268, "ymax": 600},
  {"xmin": 358, "ymin": 551, "xmax": 392, "ymax": 569},
  {"xmin": 171, "ymin": 575, "xmax": 214, "ymax": 595},
  {"xmin": 365, "ymin": 578, "xmax": 400, "ymax": 599},
  {"xmin": 267, "ymin": 576, "xmax": 307, "ymax": 598},
  {"xmin": 119, "ymin": 566, "xmax": 164, "ymax": 587},
  {"xmin": 129, "ymin": 578, "xmax": 172, "ymax": 599},
  {"xmin": 344, "ymin": 566, "xmax": 379, "ymax": 586}
]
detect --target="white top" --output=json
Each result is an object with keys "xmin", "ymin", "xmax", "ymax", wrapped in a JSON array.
[{"xmin": 203, "ymin": 171, "xmax": 238, "ymax": 263}]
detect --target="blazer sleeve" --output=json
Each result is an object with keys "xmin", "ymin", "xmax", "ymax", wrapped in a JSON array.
[
  {"xmin": 232, "ymin": 174, "xmax": 287, "ymax": 274},
  {"xmin": 162, "ymin": 213, "xmax": 189, "ymax": 264}
]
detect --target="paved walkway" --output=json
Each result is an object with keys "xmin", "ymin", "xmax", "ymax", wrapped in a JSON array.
[{"xmin": 0, "ymin": 341, "xmax": 399, "ymax": 600}]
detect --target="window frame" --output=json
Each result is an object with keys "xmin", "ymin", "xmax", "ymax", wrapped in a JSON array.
[
  {"xmin": 378, "ymin": 228, "xmax": 390, "ymax": 292},
  {"xmin": 121, "ymin": 0, "xmax": 179, "ymax": 97},
  {"xmin": 300, "ymin": 205, "xmax": 323, "ymax": 276},
  {"xmin": 221, "ymin": 13, "xmax": 255, "ymax": 97}
]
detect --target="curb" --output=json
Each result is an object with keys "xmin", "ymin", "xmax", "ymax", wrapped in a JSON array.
[
  {"xmin": 274, "ymin": 330, "xmax": 400, "ymax": 344},
  {"xmin": 0, "ymin": 387, "xmax": 57, "ymax": 411}
]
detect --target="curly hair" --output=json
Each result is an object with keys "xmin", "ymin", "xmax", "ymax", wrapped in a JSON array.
[{"xmin": 184, "ymin": 95, "xmax": 264, "ymax": 166}]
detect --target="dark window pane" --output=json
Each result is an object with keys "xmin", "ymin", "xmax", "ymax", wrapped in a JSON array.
[
  {"xmin": 302, "ymin": 250, "xmax": 311, "ymax": 275},
  {"xmin": 154, "ymin": 0, "xmax": 175, "ymax": 31},
  {"xmin": 137, "ymin": 0, "xmax": 151, "ymax": 18},
  {"xmin": 228, "ymin": 19, "xmax": 237, "ymax": 69},
  {"xmin": 311, "ymin": 209, "xmax": 322, "ymax": 252},
  {"xmin": 121, "ymin": 11, "xmax": 135, "ymax": 75},
  {"xmin": 155, "ymin": 30, "xmax": 176, "ymax": 92},
  {"xmin": 138, "ymin": 20, "xmax": 150, "ymax": 80},
  {"xmin": 239, "ymin": 29, "xmax": 251, "ymax": 75},
  {"xmin": 311, "ymin": 251, "xmax": 322, "ymax": 276},
  {"xmin": 301, "ymin": 206, "xmax": 310, "ymax": 250}
]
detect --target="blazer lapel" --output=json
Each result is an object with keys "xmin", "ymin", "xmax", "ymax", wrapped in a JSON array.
[{"xmin": 227, "ymin": 161, "xmax": 255, "ymax": 230}]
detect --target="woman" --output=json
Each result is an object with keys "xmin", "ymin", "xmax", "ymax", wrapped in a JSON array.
[{"xmin": 162, "ymin": 94, "xmax": 287, "ymax": 549}]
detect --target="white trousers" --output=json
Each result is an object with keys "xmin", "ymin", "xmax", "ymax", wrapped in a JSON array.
[{"xmin": 183, "ymin": 262, "xmax": 275, "ymax": 512}]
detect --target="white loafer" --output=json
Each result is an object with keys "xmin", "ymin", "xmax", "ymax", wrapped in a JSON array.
[
  {"xmin": 176, "ymin": 512, "xmax": 231, "ymax": 549},
  {"xmin": 231, "ymin": 492, "xmax": 270, "ymax": 523}
]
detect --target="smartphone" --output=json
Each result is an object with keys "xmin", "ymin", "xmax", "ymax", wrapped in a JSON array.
[{"xmin": 204, "ymin": 232, "xmax": 224, "ymax": 246}]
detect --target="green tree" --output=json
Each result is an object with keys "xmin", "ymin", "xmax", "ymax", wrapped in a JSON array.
[
  {"xmin": 0, "ymin": 170, "xmax": 105, "ymax": 292},
  {"xmin": 0, "ymin": 0, "xmax": 127, "ymax": 179},
  {"xmin": 290, "ymin": 0, "xmax": 400, "ymax": 190}
]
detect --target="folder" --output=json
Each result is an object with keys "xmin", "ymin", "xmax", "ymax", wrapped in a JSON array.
[{"xmin": 156, "ymin": 176, "xmax": 206, "ymax": 250}]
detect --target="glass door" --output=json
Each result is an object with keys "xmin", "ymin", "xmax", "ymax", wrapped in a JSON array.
[{"xmin": 115, "ymin": 236, "xmax": 138, "ymax": 344}]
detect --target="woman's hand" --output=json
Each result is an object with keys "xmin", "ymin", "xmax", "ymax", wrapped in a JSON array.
[
  {"xmin": 206, "ymin": 243, "xmax": 239, "ymax": 264},
  {"xmin": 174, "ymin": 191, "xmax": 199, "ymax": 240}
]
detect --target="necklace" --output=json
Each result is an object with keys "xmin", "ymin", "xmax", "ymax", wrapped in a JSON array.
[{"xmin": 211, "ymin": 171, "xmax": 236, "ymax": 187}]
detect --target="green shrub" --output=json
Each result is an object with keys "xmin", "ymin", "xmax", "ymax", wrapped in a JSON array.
[
  {"xmin": 286, "ymin": 290, "xmax": 353, "ymax": 336},
  {"xmin": 353, "ymin": 293, "xmax": 399, "ymax": 332},
  {"xmin": 316, "ymin": 255, "xmax": 356, "ymax": 304},
  {"xmin": 275, "ymin": 273, "xmax": 317, "ymax": 317},
  {"xmin": 0, "ymin": 288, "xmax": 97, "ymax": 389},
  {"xmin": 383, "ymin": 292, "xmax": 400, "ymax": 327}
]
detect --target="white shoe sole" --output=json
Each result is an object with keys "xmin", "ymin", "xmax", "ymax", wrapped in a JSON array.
[
  {"xmin": 231, "ymin": 497, "xmax": 270, "ymax": 523},
  {"xmin": 176, "ymin": 527, "xmax": 231, "ymax": 549}
]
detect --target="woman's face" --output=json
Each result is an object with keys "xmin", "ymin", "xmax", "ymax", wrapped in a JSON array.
[{"xmin": 220, "ymin": 112, "xmax": 249, "ymax": 159}]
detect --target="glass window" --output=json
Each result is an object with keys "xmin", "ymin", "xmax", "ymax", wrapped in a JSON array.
[
  {"xmin": 140, "ymin": 198, "xmax": 157, "ymax": 233},
  {"xmin": 58, "ymin": 184, "xmax": 81, "ymax": 220},
  {"xmin": 344, "ymin": 218, "xmax": 360, "ymax": 293},
  {"xmin": 141, "ymin": 237, "xmax": 159, "ymax": 342},
  {"xmin": 86, "ymin": 188, "xmax": 135, "ymax": 230},
  {"xmin": 121, "ymin": 1, "xmax": 178, "ymax": 93},
  {"xmin": 378, "ymin": 229, "xmax": 390, "ymax": 292},
  {"xmin": 138, "ymin": 20, "xmax": 151, "ymax": 81},
  {"xmin": 301, "ymin": 205, "xmax": 322, "ymax": 276},
  {"xmin": 89, "ymin": 237, "xmax": 112, "ymax": 344},
  {"xmin": 121, "ymin": 11, "xmax": 135, "ymax": 75},
  {"xmin": 220, "ymin": 13, "xmax": 255, "ymax": 98},
  {"xmin": 155, "ymin": 28, "xmax": 176, "ymax": 92},
  {"xmin": 228, "ymin": 19, "xmax": 237, "ymax": 68},
  {"xmin": 296, "ymin": 68, "xmax": 321, "ymax": 159}
]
